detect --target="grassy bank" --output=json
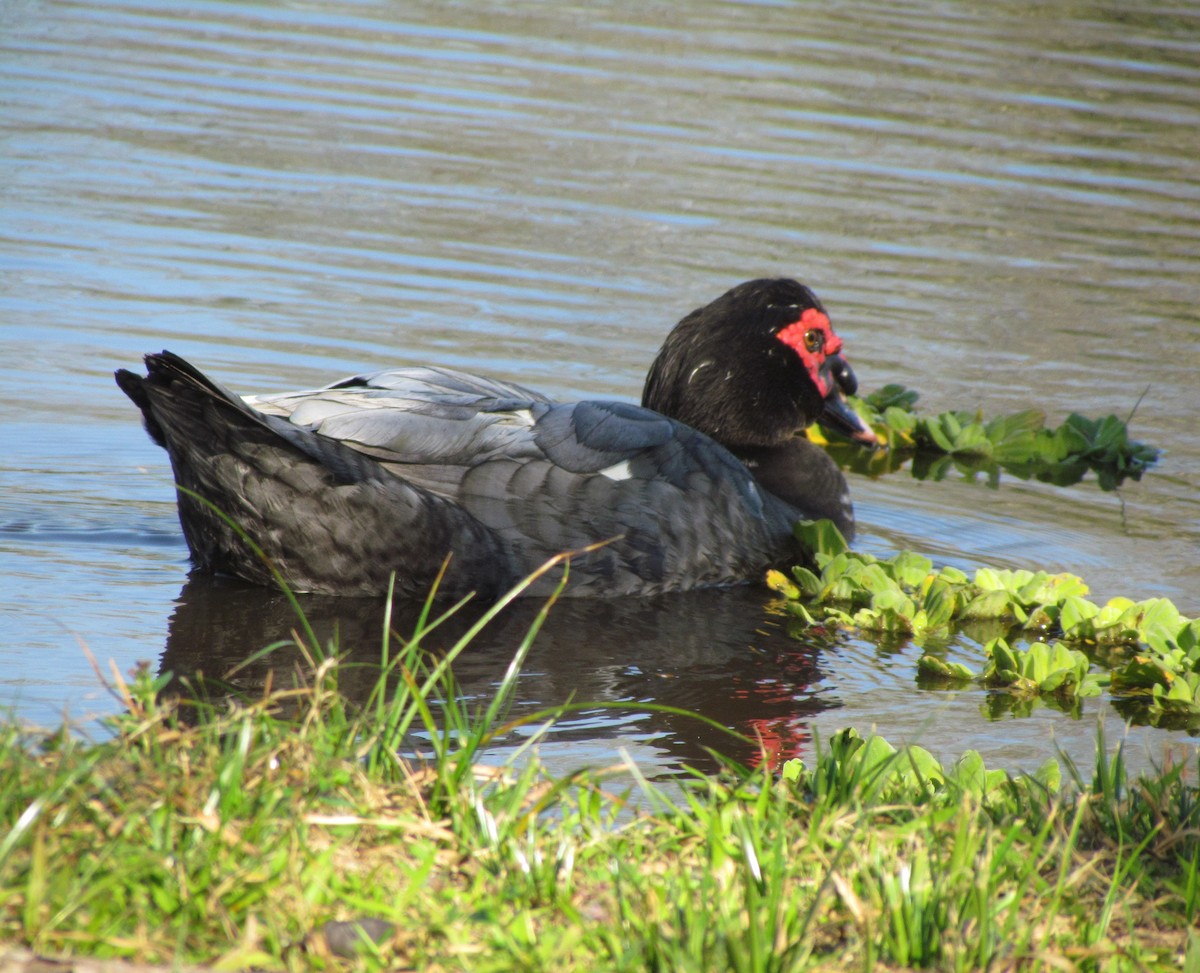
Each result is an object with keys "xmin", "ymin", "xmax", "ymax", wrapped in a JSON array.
[{"xmin": 2, "ymin": 592, "xmax": 1199, "ymax": 973}]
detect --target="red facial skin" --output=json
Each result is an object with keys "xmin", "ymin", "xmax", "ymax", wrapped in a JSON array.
[{"xmin": 774, "ymin": 308, "xmax": 843, "ymax": 397}]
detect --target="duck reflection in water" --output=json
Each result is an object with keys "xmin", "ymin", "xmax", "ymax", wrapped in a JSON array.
[{"xmin": 156, "ymin": 572, "xmax": 838, "ymax": 773}]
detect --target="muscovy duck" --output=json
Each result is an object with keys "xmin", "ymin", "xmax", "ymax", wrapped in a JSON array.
[{"xmin": 116, "ymin": 277, "xmax": 877, "ymax": 598}]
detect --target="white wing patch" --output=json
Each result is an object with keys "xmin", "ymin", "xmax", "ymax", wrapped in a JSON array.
[{"xmin": 598, "ymin": 460, "xmax": 634, "ymax": 481}]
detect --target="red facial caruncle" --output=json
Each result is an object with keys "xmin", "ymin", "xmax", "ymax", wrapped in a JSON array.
[{"xmin": 774, "ymin": 307, "xmax": 843, "ymax": 397}]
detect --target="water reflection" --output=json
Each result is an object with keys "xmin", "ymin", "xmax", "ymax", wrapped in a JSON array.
[{"xmin": 159, "ymin": 574, "xmax": 835, "ymax": 772}]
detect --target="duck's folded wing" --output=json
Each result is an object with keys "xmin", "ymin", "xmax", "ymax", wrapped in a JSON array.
[
  {"xmin": 256, "ymin": 372, "xmax": 759, "ymax": 496},
  {"xmin": 117, "ymin": 353, "xmax": 520, "ymax": 597},
  {"xmin": 493, "ymin": 400, "xmax": 787, "ymax": 593},
  {"xmin": 248, "ymin": 366, "xmax": 556, "ymax": 492},
  {"xmin": 252, "ymin": 372, "xmax": 794, "ymax": 594}
]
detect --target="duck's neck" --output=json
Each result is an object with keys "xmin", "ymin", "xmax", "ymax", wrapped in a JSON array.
[{"xmin": 736, "ymin": 438, "xmax": 855, "ymax": 542}]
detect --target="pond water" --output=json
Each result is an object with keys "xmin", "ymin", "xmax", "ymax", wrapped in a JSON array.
[{"xmin": 3, "ymin": 0, "xmax": 1199, "ymax": 778}]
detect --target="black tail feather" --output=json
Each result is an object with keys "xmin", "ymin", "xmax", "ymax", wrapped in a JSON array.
[
  {"xmin": 115, "ymin": 352, "xmax": 254, "ymax": 451},
  {"xmin": 116, "ymin": 351, "xmax": 394, "ymax": 487},
  {"xmin": 113, "ymin": 351, "xmax": 512, "ymax": 596}
]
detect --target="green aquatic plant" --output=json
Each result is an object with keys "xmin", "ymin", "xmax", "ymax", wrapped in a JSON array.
[
  {"xmin": 772, "ymin": 520, "xmax": 1200, "ymax": 726},
  {"xmin": 813, "ymin": 383, "xmax": 1159, "ymax": 489},
  {"xmin": 915, "ymin": 638, "xmax": 1108, "ymax": 703},
  {"xmin": 978, "ymin": 638, "xmax": 1104, "ymax": 698}
]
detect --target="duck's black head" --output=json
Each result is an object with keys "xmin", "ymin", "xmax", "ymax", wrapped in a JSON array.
[{"xmin": 641, "ymin": 277, "xmax": 877, "ymax": 451}]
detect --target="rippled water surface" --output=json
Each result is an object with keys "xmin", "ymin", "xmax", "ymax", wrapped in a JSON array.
[{"xmin": 3, "ymin": 0, "xmax": 1199, "ymax": 776}]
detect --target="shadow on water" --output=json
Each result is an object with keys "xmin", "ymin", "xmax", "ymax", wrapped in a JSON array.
[{"xmin": 158, "ymin": 573, "xmax": 838, "ymax": 773}]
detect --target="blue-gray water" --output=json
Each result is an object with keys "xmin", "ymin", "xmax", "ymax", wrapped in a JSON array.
[{"xmin": 3, "ymin": 0, "xmax": 1198, "ymax": 776}]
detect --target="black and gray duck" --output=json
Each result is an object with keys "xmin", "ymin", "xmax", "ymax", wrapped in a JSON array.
[{"xmin": 116, "ymin": 277, "xmax": 877, "ymax": 598}]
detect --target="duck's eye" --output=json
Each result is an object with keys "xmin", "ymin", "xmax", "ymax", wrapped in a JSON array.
[{"xmin": 803, "ymin": 330, "xmax": 824, "ymax": 353}]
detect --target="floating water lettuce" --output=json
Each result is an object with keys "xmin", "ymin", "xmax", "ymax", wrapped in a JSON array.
[
  {"xmin": 771, "ymin": 520, "xmax": 1200, "ymax": 730},
  {"xmin": 978, "ymin": 638, "xmax": 1105, "ymax": 698},
  {"xmin": 812, "ymin": 383, "xmax": 1159, "ymax": 490}
]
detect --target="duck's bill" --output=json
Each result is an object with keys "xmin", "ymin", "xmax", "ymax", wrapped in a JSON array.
[{"xmin": 818, "ymin": 392, "xmax": 879, "ymax": 447}]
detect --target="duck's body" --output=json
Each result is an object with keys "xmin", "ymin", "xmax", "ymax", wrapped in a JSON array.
[{"xmin": 116, "ymin": 278, "xmax": 875, "ymax": 598}]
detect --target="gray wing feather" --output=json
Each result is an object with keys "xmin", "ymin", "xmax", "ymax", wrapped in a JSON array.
[{"xmin": 249, "ymin": 366, "xmax": 790, "ymax": 594}]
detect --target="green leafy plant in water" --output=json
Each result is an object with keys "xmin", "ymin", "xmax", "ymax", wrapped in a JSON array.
[
  {"xmin": 813, "ymin": 383, "xmax": 1159, "ymax": 490},
  {"xmin": 979, "ymin": 638, "xmax": 1105, "ymax": 698},
  {"xmin": 772, "ymin": 520, "xmax": 1200, "ymax": 728}
]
